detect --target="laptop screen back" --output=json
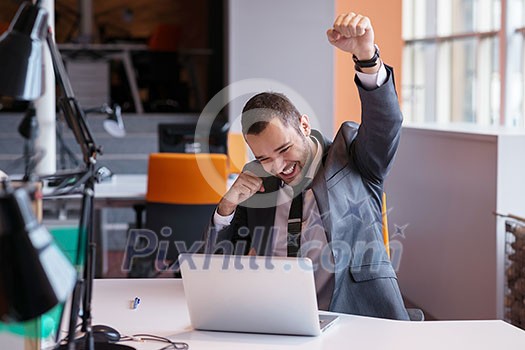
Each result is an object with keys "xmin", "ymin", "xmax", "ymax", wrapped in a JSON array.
[{"xmin": 179, "ymin": 254, "xmax": 324, "ymax": 336}]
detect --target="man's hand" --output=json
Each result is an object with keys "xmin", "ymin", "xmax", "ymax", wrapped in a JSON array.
[
  {"xmin": 217, "ymin": 171, "xmax": 265, "ymax": 216},
  {"xmin": 327, "ymin": 13, "xmax": 377, "ymax": 66}
]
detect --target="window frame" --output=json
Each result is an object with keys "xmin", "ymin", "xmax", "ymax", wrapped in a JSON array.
[{"xmin": 402, "ymin": 0, "xmax": 525, "ymax": 127}]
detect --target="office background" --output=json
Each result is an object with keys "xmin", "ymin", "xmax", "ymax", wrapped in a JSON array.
[{"xmin": 1, "ymin": 0, "xmax": 525, "ymax": 325}]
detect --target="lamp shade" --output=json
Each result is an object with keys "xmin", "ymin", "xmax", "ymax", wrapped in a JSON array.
[
  {"xmin": 0, "ymin": 185, "xmax": 76, "ymax": 322},
  {"xmin": 0, "ymin": 2, "xmax": 48, "ymax": 100},
  {"xmin": 103, "ymin": 104, "xmax": 126, "ymax": 138}
]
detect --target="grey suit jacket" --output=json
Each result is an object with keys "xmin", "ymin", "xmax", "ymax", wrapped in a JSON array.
[{"xmin": 204, "ymin": 65, "xmax": 409, "ymax": 320}]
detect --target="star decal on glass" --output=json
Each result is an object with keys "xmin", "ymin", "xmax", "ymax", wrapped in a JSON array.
[
  {"xmin": 287, "ymin": 233, "xmax": 300, "ymax": 248},
  {"xmin": 392, "ymin": 223, "xmax": 409, "ymax": 239},
  {"xmin": 335, "ymin": 196, "xmax": 369, "ymax": 226}
]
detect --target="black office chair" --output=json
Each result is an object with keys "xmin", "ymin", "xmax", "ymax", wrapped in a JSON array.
[{"xmin": 127, "ymin": 153, "xmax": 228, "ymax": 278}]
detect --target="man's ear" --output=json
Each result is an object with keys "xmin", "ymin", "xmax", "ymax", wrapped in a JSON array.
[{"xmin": 300, "ymin": 114, "xmax": 311, "ymax": 136}]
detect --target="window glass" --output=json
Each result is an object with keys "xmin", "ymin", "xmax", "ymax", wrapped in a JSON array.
[
  {"xmin": 402, "ymin": 0, "xmax": 504, "ymax": 125},
  {"xmin": 450, "ymin": 38, "xmax": 476, "ymax": 123},
  {"xmin": 402, "ymin": 43, "xmax": 433, "ymax": 122}
]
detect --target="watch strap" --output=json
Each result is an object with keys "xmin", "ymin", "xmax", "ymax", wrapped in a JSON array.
[{"xmin": 353, "ymin": 44, "xmax": 380, "ymax": 70}]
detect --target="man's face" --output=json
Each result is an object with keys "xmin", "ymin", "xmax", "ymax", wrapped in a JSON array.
[{"xmin": 245, "ymin": 116, "xmax": 314, "ymax": 185}]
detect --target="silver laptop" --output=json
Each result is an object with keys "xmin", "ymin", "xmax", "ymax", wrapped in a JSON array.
[{"xmin": 179, "ymin": 254, "xmax": 338, "ymax": 336}]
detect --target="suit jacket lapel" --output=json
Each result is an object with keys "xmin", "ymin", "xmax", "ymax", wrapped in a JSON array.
[
  {"xmin": 311, "ymin": 160, "xmax": 333, "ymax": 242},
  {"xmin": 304, "ymin": 130, "xmax": 337, "ymax": 243}
]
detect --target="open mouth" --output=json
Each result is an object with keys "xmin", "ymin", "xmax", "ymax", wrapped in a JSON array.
[{"xmin": 279, "ymin": 163, "xmax": 298, "ymax": 181}]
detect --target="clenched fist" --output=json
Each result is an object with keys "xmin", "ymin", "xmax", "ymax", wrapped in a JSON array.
[
  {"xmin": 217, "ymin": 171, "xmax": 265, "ymax": 216},
  {"xmin": 327, "ymin": 13, "xmax": 379, "ymax": 72}
]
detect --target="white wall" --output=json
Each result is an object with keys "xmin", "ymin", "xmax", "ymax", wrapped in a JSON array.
[
  {"xmin": 385, "ymin": 124, "xmax": 525, "ymax": 320},
  {"xmin": 227, "ymin": 0, "xmax": 334, "ymax": 136}
]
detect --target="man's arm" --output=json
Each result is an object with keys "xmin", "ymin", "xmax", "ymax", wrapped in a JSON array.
[
  {"xmin": 203, "ymin": 164, "xmax": 265, "ymax": 254},
  {"xmin": 352, "ymin": 65, "xmax": 403, "ymax": 183},
  {"xmin": 327, "ymin": 13, "xmax": 403, "ymax": 183},
  {"xmin": 203, "ymin": 204, "xmax": 249, "ymax": 254},
  {"xmin": 217, "ymin": 170, "xmax": 265, "ymax": 216}
]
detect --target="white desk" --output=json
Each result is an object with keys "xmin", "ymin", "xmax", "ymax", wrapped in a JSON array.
[
  {"xmin": 90, "ymin": 279, "xmax": 525, "ymax": 350},
  {"xmin": 44, "ymin": 173, "xmax": 236, "ymax": 217},
  {"xmin": 43, "ymin": 174, "xmax": 147, "ymax": 207},
  {"xmin": 91, "ymin": 174, "xmax": 147, "ymax": 209}
]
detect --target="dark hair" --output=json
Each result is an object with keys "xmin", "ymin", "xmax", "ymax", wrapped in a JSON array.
[{"xmin": 241, "ymin": 92, "xmax": 302, "ymax": 135}]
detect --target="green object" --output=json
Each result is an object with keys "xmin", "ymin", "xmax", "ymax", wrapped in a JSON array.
[
  {"xmin": 49, "ymin": 226, "xmax": 82, "ymax": 266},
  {"xmin": 0, "ymin": 226, "xmax": 79, "ymax": 340},
  {"xmin": 0, "ymin": 304, "xmax": 63, "ymax": 339}
]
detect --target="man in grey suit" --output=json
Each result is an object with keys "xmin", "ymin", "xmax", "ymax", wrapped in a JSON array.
[{"xmin": 205, "ymin": 12, "xmax": 409, "ymax": 320}]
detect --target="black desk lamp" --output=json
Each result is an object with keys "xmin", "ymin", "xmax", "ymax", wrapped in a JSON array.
[
  {"xmin": 0, "ymin": 2, "xmax": 133, "ymax": 349},
  {"xmin": 0, "ymin": 3, "xmax": 46, "ymax": 100},
  {"xmin": 0, "ymin": 180, "xmax": 76, "ymax": 322}
]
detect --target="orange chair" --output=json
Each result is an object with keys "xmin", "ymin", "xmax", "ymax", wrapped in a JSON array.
[
  {"xmin": 146, "ymin": 153, "xmax": 227, "ymax": 205},
  {"xmin": 129, "ymin": 153, "xmax": 228, "ymax": 277},
  {"xmin": 382, "ymin": 192, "xmax": 390, "ymax": 259},
  {"xmin": 227, "ymin": 132, "xmax": 248, "ymax": 174}
]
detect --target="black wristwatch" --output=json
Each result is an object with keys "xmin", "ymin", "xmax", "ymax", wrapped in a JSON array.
[{"xmin": 353, "ymin": 44, "xmax": 380, "ymax": 71}]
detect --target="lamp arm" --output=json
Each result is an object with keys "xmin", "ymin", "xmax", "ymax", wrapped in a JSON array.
[
  {"xmin": 45, "ymin": 28, "xmax": 100, "ymax": 350},
  {"xmin": 45, "ymin": 29, "xmax": 100, "ymax": 166}
]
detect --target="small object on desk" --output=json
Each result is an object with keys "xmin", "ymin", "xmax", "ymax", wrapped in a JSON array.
[{"xmin": 131, "ymin": 297, "xmax": 141, "ymax": 310}]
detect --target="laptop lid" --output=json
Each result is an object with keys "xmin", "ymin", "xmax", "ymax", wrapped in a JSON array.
[{"xmin": 179, "ymin": 254, "xmax": 336, "ymax": 336}]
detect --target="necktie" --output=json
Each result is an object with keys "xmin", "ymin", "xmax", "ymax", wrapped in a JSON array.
[{"xmin": 287, "ymin": 191, "xmax": 302, "ymax": 257}]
